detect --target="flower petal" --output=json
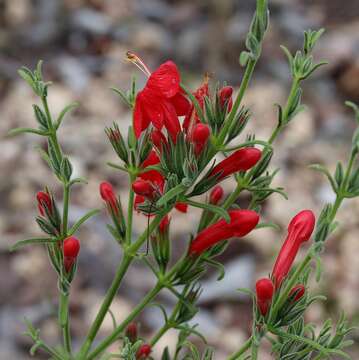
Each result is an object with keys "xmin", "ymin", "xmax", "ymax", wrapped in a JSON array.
[
  {"xmin": 171, "ymin": 92, "xmax": 191, "ymax": 116},
  {"xmin": 147, "ymin": 61, "xmax": 180, "ymax": 98},
  {"xmin": 133, "ymin": 91, "xmax": 151, "ymax": 138}
]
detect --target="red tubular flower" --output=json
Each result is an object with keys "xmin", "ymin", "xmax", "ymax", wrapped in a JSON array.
[
  {"xmin": 175, "ymin": 202, "xmax": 188, "ymax": 213},
  {"xmin": 134, "ymin": 195, "xmax": 146, "ymax": 212},
  {"xmin": 219, "ymin": 86, "xmax": 233, "ymax": 112},
  {"xmin": 133, "ymin": 60, "xmax": 190, "ymax": 141},
  {"xmin": 63, "ymin": 236, "xmax": 80, "ymax": 272},
  {"xmin": 37, "ymin": 191, "xmax": 52, "ymax": 216},
  {"xmin": 139, "ymin": 150, "xmax": 164, "ymax": 189},
  {"xmin": 159, "ymin": 215, "xmax": 170, "ymax": 233},
  {"xmin": 100, "ymin": 181, "xmax": 117, "ymax": 210},
  {"xmin": 209, "ymin": 185, "xmax": 224, "ymax": 205},
  {"xmin": 189, "ymin": 209, "xmax": 259, "ymax": 255},
  {"xmin": 189, "ymin": 123, "xmax": 210, "ymax": 155},
  {"xmin": 210, "ymin": 148, "xmax": 262, "ymax": 181},
  {"xmin": 183, "ymin": 79, "xmax": 209, "ymax": 132},
  {"xmin": 256, "ymin": 278, "xmax": 274, "ymax": 316},
  {"xmin": 136, "ymin": 344, "xmax": 151, "ymax": 359},
  {"xmin": 272, "ymin": 210, "xmax": 316, "ymax": 288},
  {"xmin": 289, "ymin": 284, "xmax": 306, "ymax": 301},
  {"xmin": 132, "ymin": 179, "xmax": 157, "ymax": 199}
]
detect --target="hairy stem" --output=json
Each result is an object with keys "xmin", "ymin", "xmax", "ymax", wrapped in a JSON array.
[{"xmin": 227, "ymin": 336, "xmax": 253, "ymax": 360}]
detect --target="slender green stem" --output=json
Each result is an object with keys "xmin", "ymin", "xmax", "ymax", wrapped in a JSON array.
[
  {"xmin": 78, "ymin": 213, "xmax": 166, "ymax": 359},
  {"xmin": 216, "ymin": 60, "xmax": 257, "ymax": 146},
  {"xmin": 126, "ymin": 174, "xmax": 135, "ymax": 245},
  {"xmin": 150, "ymin": 323, "xmax": 171, "ymax": 347},
  {"xmin": 227, "ymin": 336, "xmax": 253, "ymax": 360},
  {"xmin": 87, "ymin": 282, "xmax": 164, "ymax": 360},
  {"xmin": 59, "ymin": 291, "xmax": 72, "ymax": 355},
  {"xmin": 62, "ymin": 183, "xmax": 70, "ymax": 236},
  {"xmin": 78, "ymin": 255, "xmax": 132, "ymax": 358},
  {"xmin": 39, "ymin": 342, "xmax": 63, "ymax": 360}
]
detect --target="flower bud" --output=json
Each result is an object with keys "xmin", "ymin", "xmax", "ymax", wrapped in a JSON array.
[
  {"xmin": 209, "ymin": 185, "xmax": 224, "ymax": 205},
  {"xmin": 272, "ymin": 210, "xmax": 315, "ymax": 288},
  {"xmin": 125, "ymin": 322, "xmax": 137, "ymax": 343},
  {"xmin": 63, "ymin": 236, "xmax": 80, "ymax": 272},
  {"xmin": 100, "ymin": 181, "xmax": 117, "ymax": 210},
  {"xmin": 175, "ymin": 202, "xmax": 188, "ymax": 213},
  {"xmin": 136, "ymin": 344, "xmax": 151, "ymax": 359},
  {"xmin": 159, "ymin": 215, "xmax": 170, "ymax": 233},
  {"xmin": 219, "ymin": 86, "xmax": 233, "ymax": 112},
  {"xmin": 211, "ymin": 148, "xmax": 262, "ymax": 181},
  {"xmin": 37, "ymin": 191, "xmax": 52, "ymax": 216},
  {"xmin": 289, "ymin": 284, "xmax": 305, "ymax": 302},
  {"xmin": 190, "ymin": 123, "xmax": 210, "ymax": 155},
  {"xmin": 132, "ymin": 179, "xmax": 157, "ymax": 199},
  {"xmin": 256, "ymin": 278, "xmax": 274, "ymax": 316},
  {"xmin": 140, "ymin": 150, "xmax": 164, "ymax": 189},
  {"xmin": 189, "ymin": 209, "xmax": 259, "ymax": 255}
]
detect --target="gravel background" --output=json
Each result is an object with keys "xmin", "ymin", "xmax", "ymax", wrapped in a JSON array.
[{"xmin": 0, "ymin": 0, "xmax": 359, "ymax": 359}]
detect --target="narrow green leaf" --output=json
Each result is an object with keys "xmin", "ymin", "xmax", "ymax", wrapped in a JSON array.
[
  {"xmin": 68, "ymin": 209, "xmax": 100, "ymax": 235},
  {"xmin": 157, "ymin": 184, "xmax": 186, "ymax": 207},
  {"xmin": 185, "ymin": 199, "xmax": 231, "ymax": 223},
  {"xmin": 8, "ymin": 127, "xmax": 48, "ymax": 137},
  {"xmin": 10, "ymin": 237, "xmax": 56, "ymax": 251},
  {"xmin": 55, "ymin": 102, "xmax": 79, "ymax": 129}
]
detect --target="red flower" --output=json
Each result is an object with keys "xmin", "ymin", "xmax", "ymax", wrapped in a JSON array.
[
  {"xmin": 210, "ymin": 148, "xmax": 262, "ymax": 181},
  {"xmin": 272, "ymin": 210, "xmax": 315, "ymax": 288},
  {"xmin": 100, "ymin": 181, "xmax": 117, "ymax": 210},
  {"xmin": 132, "ymin": 179, "xmax": 157, "ymax": 199},
  {"xmin": 209, "ymin": 185, "xmax": 224, "ymax": 205},
  {"xmin": 289, "ymin": 284, "xmax": 305, "ymax": 302},
  {"xmin": 133, "ymin": 61, "xmax": 190, "ymax": 141},
  {"xmin": 139, "ymin": 150, "xmax": 164, "ymax": 188},
  {"xmin": 256, "ymin": 278, "xmax": 274, "ymax": 316},
  {"xmin": 134, "ymin": 195, "xmax": 146, "ymax": 212},
  {"xmin": 136, "ymin": 344, "xmax": 151, "ymax": 359},
  {"xmin": 189, "ymin": 209, "xmax": 259, "ymax": 255},
  {"xmin": 63, "ymin": 236, "xmax": 80, "ymax": 272},
  {"xmin": 218, "ymin": 86, "xmax": 233, "ymax": 112},
  {"xmin": 37, "ymin": 191, "xmax": 52, "ymax": 216},
  {"xmin": 174, "ymin": 202, "xmax": 188, "ymax": 213},
  {"xmin": 159, "ymin": 215, "xmax": 170, "ymax": 233},
  {"xmin": 189, "ymin": 123, "xmax": 210, "ymax": 155},
  {"xmin": 183, "ymin": 80, "xmax": 209, "ymax": 132}
]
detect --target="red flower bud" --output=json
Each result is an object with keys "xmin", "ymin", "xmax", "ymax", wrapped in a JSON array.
[
  {"xmin": 209, "ymin": 185, "xmax": 224, "ymax": 205},
  {"xmin": 272, "ymin": 210, "xmax": 315, "ymax": 288},
  {"xmin": 211, "ymin": 148, "xmax": 262, "ymax": 181},
  {"xmin": 189, "ymin": 209, "xmax": 259, "ymax": 255},
  {"xmin": 256, "ymin": 278, "xmax": 274, "ymax": 316},
  {"xmin": 63, "ymin": 236, "xmax": 80, "ymax": 272},
  {"xmin": 136, "ymin": 344, "xmax": 151, "ymax": 359},
  {"xmin": 289, "ymin": 284, "xmax": 305, "ymax": 302},
  {"xmin": 134, "ymin": 195, "xmax": 145, "ymax": 212},
  {"xmin": 36, "ymin": 191, "xmax": 52, "ymax": 216},
  {"xmin": 132, "ymin": 179, "xmax": 157, "ymax": 199},
  {"xmin": 159, "ymin": 215, "xmax": 170, "ymax": 233},
  {"xmin": 140, "ymin": 150, "xmax": 165, "ymax": 189},
  {"xmin": 190, "ymin": 123, "xmax": 210, "ymax": 155},
  {"xmin": 100, "ymin": 181, "xmax": 117, "ymax": 210},
  {"xmin": 219, "ymin": 86, "xmax": 233, "ymax": 112},
  {"xmin": 175, "ymin": 202, "xmax": 188, "ymax": 213},
  {"xmin": 125, "ymin": 322, "xmax": 138, "ymax": 343}
]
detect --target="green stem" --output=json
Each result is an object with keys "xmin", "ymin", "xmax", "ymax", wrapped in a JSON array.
[
  {"xmin": 268, "ymin": 78, "xmax": 300, "ymax": 145},
  {"xmin": 59, "ymin": 292, "xmax": 72, "ymax": 355},
  {"xmin": 87, "ymin": 282, "xmax": 164, "ymax": 360},
  {"xmin": 78, "ymin": 213, "xmax": 166, "ymax": 359},
  {"xmin": 227, "ymin": 336, "xmax": 253, "ymax": 360},
  {"xmin": 126, "ymin": 174, "xmax": 135, "ymax": 245},
  {"xmin": 216, "ymin": 60, "xmax": 257, "ymax": 146},
  {"xmin": 78, "ymin": 255, "xmax": 132, "ymax": 358},
  {"xmin": 62, "ymin": 183, "xmax": 70, "ymax": 236}
]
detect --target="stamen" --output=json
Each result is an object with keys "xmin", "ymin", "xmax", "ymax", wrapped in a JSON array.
[{"xmin": 126, "ymin": 51, "xmax": 152, "ymax": 77}]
